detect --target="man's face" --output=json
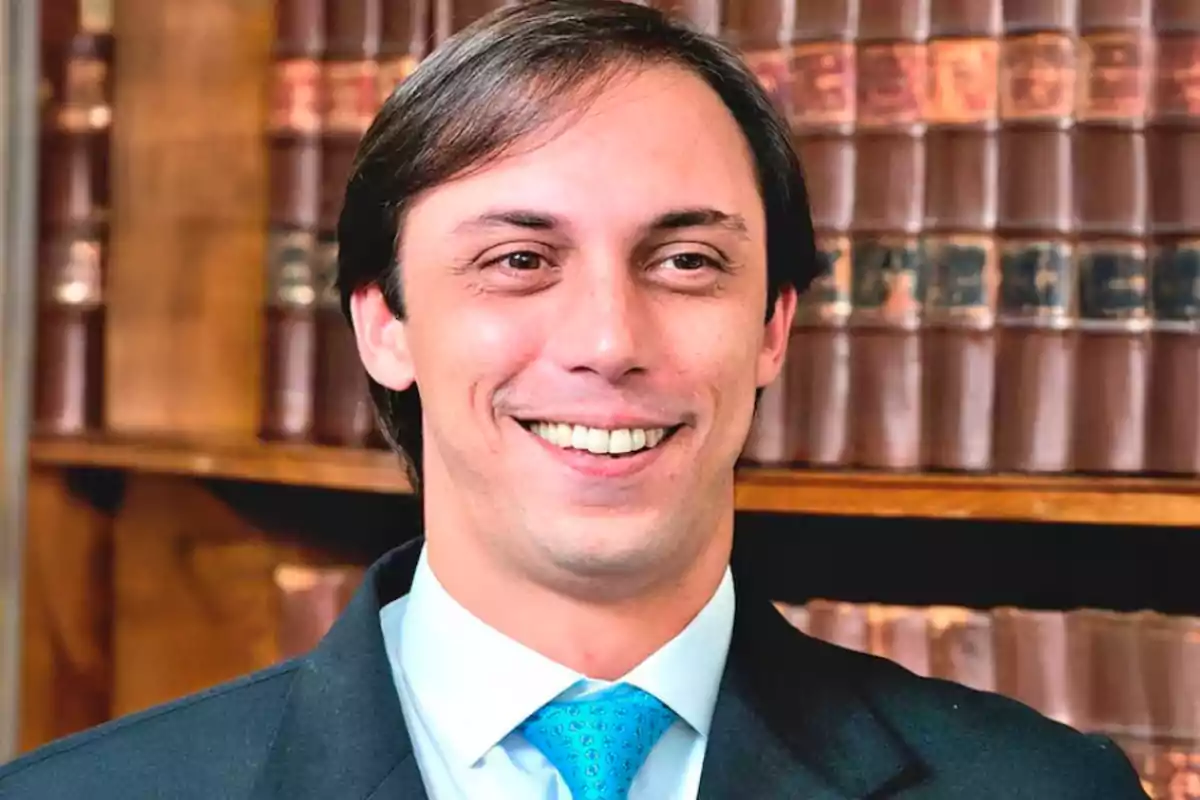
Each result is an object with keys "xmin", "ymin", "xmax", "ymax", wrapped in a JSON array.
[{"xmin": 354, "ymin": 64, "xmax": 794, "ymax": 590}]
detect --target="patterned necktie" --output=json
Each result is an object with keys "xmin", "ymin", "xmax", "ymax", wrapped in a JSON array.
[{"xmin": 518, "ymin": 682, "xmax": 678, "ymax": 800}]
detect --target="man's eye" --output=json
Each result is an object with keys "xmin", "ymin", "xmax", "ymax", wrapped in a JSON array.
[
  {"xmin": 663, "ymin": 252, "xmax": 718, "ymax": 271},
  {"xmin": 499, "ymin": 251, "xmax": 545, "ymax": 271}
]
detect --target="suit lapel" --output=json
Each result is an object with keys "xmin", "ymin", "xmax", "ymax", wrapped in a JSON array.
[
  {"xmin": 698, "ymin": 565, "xmax": 924, "ymax": 800},
  {"xmin": 249, "ymin": 539, "xmax": 429, "ymax": 800}
]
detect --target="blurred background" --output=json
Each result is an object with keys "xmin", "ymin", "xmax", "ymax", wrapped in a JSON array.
[{"xmin": 0, "ymin": 0, "xmax": 1196, "ymax": 796}]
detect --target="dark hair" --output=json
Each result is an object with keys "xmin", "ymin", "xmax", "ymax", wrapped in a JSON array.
[{"xmin": 337, "ymin": 0, "xmax": 820, "ymax": 491}]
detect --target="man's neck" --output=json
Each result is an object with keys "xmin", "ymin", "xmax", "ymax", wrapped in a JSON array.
[{"xmin": 422, "ymin": 511, "xmax": 734, "ymax": 681}]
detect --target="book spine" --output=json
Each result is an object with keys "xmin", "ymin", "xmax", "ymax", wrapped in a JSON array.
[
  {"xmin": 920, "ymin": 0, "xmax": 1001, "ymax": 472},
  {"xmin": 649, "ymin": 0, "xmax": 722, "ymax": 35},
  {"xmin": 435, "ymin": 0, "xmax": 513, "ymax": 44},
  {"xmin": 274, "ymin": 564, "xmax": 364, "ymax": 659},
  {"xmin": 786, "ymin": 1, "xmax": 857, "ymax": 467},
  {"xmin": 261, "ymin": 0, "xmax": 324, "ymax": 442},
  {"xmin": 312, "ymin": 0, "xmax": 381, "ymax": 448},
  {"xmin": 1070, "ymin": 0, "xmax": 1153, "ymax": 474},
  {"xmin": 1146, "ymin": 7, "xmax": 1200, "ymax": 475},
  {"xmin": 727, "ymin": 0, "xmax": 798, "ymax": 465},
  {"xmin": 992, "ymin": 607, "xmax": 1082, "ymax": 728},
  {"xmin": 1137, "ymin": 612, "xmax": 1200, "ymax": 800},
  {"xmin": 991, "ymin": 0, "xmax": 1079, "ymax": 473},
  {"xmin": 927, "ymin": 606, "xmax": 997, "ymax": 693},
  {"xmin": 721, "ymin": 0, "xmax": 794, "ymax": 121},
  {"xmin": 378, "ymin": 0, "xmax": 429, "ymax": 107},
  {"xmin": 848, "ymin": 0, "xmax": 930, "ymax": 470},
  {"xmin": 34, "ymin": 0, "xmax": 114, "ymax": 436}
]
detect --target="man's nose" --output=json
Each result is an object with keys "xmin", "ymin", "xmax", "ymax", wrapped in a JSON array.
[{"xmin": 547, "ymin": 261, "xmax": 649, "ymax": 382}]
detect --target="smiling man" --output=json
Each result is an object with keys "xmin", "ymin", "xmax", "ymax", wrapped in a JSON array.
[{"xmin": 0, "ymin": 1, "xmax": 1152, "ymax": 799}]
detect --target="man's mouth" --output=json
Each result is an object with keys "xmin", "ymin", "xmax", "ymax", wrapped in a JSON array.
[{"xmin": 516, "ymin": 419, "xmax": 683, "ymax": 458}]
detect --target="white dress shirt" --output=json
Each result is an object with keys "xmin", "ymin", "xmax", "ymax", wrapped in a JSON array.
[{"xmin": 379, "ymin": 545, "xmax": 736, "ymax": 800}]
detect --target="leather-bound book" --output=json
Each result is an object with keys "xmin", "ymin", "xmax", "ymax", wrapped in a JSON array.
[
  {"xmin": 435, "ymin": 0, "xmax": 517, "ymax": 43},
  {"xmin": 1146, "ymin": 4, "xmax": 1200, "ymax": 475},
  {"xmin": 1070, "ymin": 0, "xmax": 1153, "ymax": 474},
  {"xmin": 378, "ymin": 0, "xmax": 430, "ymax": 106},
  {"xmin": 920, "ymin": 0, "xmax": 1001, "ymax": 472},
  {"xmin": 722, "ymin": 0, "xmax": 797, "ymax": 119},
  {"xmin": 312, "ymin": 0, "xmax": 381, "ymax": 448},
  {"xmin": 866, "ymin": 605, "xmax": 931, "ymax": 677},
  {"xmin": 262, "ymin": 0, "xmax": 324, "ymax": 442},
  {"xmin": 786, "ymin": 0, "xmax": 856, "ymax": 467},
  {"xmin": 1138, "ymin": 612, "xmax": 1200, "ymax": 799},
  {"xmin": 991, "ymin": 0, "xmax": 1078, "ymax": 473},
  {"xmin": 274, "ymin": 564, "xmax": 365, "ymax": 660},
  {"xmin": 992, "ymin": 607, "xmax": 1082, "ymax": 729},
  {"xmin": 650, "ymin": 0, "xmax": 721, "ymax": 35},
  {"xmin": 726, "ymin": 0, "xmax": 797, "ymax": 464},
  {"xmin": 34, "ymin": 0, "xmax": 113, "ymax": 437},
  {"xmin": 847, "ymin": 0, "xmax": 930, "ymax": 470},
  {"xmin": 927, "ymin": 606, "xmax": 996, "ymax": 693},
  {"xmin": 804, "ymin": 599, "xmax": 870, "ymax": 653}
]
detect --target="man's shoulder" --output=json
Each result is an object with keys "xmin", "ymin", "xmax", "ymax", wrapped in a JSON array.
[
  {"xmin": 0, "ymin": 659, "xmax": 302, "ymax": 800},
  {"xmin": 820, "ymin": 641, "xmax": 1148, "ymax": 797}
]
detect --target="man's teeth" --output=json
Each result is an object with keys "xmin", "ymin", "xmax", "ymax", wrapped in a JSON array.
[{"xmin": 528, "ymin": 422, "xmax": 668, "ymax": 454}]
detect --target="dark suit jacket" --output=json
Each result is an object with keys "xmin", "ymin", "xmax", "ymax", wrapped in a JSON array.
[{"xmin": 0, "ymin": 537, "xmax": 1149, "ymax": 799}]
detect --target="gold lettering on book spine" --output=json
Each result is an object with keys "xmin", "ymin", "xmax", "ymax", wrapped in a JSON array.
[
  {"xmin": 1000, "ymin": 33, "xmax": 1075, "ymax": 120},
  {"xmin": 796, "ymin": 235, "xmax": 852, "ymax": 326},
  {"xmin": 269, "ymin": 60, "xmax": 322, "ymax": 135},
  {"xmin": 789, "ymin": 42, "xmax": 855, "ymax": 129},
  {"xmin": 377, "ymin": 55, "xmax": 419, "ymax": 106},
  {"xmin": 47, "ymin": 238, "xmax": 104, "ymax": 307},
  {"xmin": 58, "ymin": 57, "xmax": 110, "ymax": 131},
  {"xmin": 1153, "ymin": 35, "xmax": 1200, "ymax": 120},
  {"xmin": 742, "ymin": 48, "xmax": 792, "ymax": 119},
  {"xmin": 857, "ymin": 43, "xmax": 927, "ymax": 127},
  {"xmin": 1078, "ymin": 33, "xmax": 1150, "ymax": 122},
  {"xmin": 928, "ymin": 39, "xmax": 999, "ymax": 125},
  {"xmin": 324, "ymin": 60, "xmax": 381, "ymax": 135}
]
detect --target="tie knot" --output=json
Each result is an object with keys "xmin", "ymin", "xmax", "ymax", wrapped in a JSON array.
[{"xmin": 518, "ymin": 683, "xmax": 678, "ymax": 800}]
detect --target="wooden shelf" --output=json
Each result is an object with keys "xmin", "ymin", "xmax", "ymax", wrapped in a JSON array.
[
  {"xmin": 735, "ymin": 468, "xmax": 1200, "ymax": 528},
  {"xmin": 29, "ymin": 435, "xmax": 412, "ymax": 495},
  {"xmin": 28, "ymin": 435, "xmax": 1200, "ymax": 527}
]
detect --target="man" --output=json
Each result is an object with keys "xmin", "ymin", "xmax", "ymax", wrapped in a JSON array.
[{"xmin": 0, "ymin": 1, "xmax": 1150, "ymax": 798}]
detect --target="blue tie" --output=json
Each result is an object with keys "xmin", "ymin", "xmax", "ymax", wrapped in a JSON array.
[{"xmin": 518, "ymin": 682, "xmax": 677, "ymax": 800}]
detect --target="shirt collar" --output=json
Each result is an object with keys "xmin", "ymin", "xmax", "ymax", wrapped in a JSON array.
[{"xmin": 391, "ymin": 544, "xmax": 735, "ymax": 767}]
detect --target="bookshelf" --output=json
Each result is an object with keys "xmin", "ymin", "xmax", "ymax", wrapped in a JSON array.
[
  {"xmin": 29, "ymin": 434, "xmax": 1200, "ymax": 528},
  {"xmin": 5, "ymin": 0, "xmax": 1198, "ymax": 792}
]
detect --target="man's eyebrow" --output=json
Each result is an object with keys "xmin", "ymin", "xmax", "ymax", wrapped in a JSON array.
[
  {"xmin": 450, "ymin": 206, "xmax": 749, "ymax": 237},
  {"xmin": 452, "ymin": 210, "xmax": 561, "ymax": 234},
  {"xmin": 649, "ymin": 207, "xmax": 749, "ymax": 238}
]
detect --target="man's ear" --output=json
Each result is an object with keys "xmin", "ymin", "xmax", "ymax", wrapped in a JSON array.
[
  {"xmin": 349, "ymin": 285, "xmax": 415, "ymax": 392},
  {"xmin": 756, "ymin": 284, "xmax": 797, "ymax": 389}
]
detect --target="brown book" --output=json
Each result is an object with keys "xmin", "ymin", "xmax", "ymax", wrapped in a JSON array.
[
  {"xmin": 1146, "ymin": 6, "xmax": 1200, "ymax": 475},
  {"xmin": 34, "ymin": 0, "xmax": 113, "ymax": 437},
  {"xmin": 312, "ymin": 0, "xmax": 381, "ymax": 448},
  {"xmin": 992, "ymin": 607, "xmax": 1082, "ymax": 729},
  {"xmin": 866, "ymin": 604, "xmax": 932, "ymax": 677},
  {"xmin": 274, "ymin": 564, "xmax": 364, "ymax": 659},
  {"xmin": 920, "ymin": 0, "xmax": 1001, "ymax": 472},
  {"xmin": 650, "ymin": 0, "xmax": 721, "ymax": 35},
  {"xmin": 726, "ymin": 0, "xmax": 798, "ymax": 465},
  {"xmin": 262, "ymin": 0, "xmax": 324, "ymax": 442},
  {"xmin": 805, "ymin": 598, "xmax": 870, "ymax": 653},
  {"xmin": 847, "ymin": 0, "xmax": 930, "ymax": 471},
  {"xmin": 927, "ymin": 605, "xmax": 996, "ymax": 693},
  {"xmin": 786, "ymin": 1, "xmax": 856, "ymax": 468},
  {"xmin": 722, "ymin": 0, "xmax": 796, "ymax": 120},
  {"xmin": 378, "ymin": 0, "xmax": 430, "ymax": 106},
  {"xmin": 1137, "ymin": 612, "xmax": 1200, "ymax": 800},
  {"xmin": 435, "ymin": 0, "xmax": 516, "ymax": 43},
  {"xmin": 991, "ymin": 0, "xmax": 1079, "ymax": 473},
  {"xmin": 1070, "ymin": 0, "xmax": 1153, "ymax": 474}
]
